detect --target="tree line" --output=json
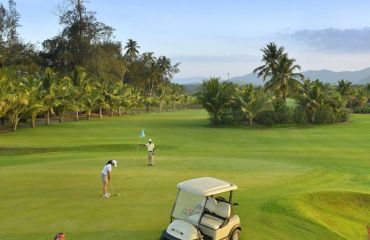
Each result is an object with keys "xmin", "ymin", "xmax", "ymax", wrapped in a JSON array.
[
  {"xmin": 0, "ymin": 0, "xmax": 195, "ymax": 131},
  {"xmin": 197, "ymin": 43, "xmax": 370, "ymax": 126}
]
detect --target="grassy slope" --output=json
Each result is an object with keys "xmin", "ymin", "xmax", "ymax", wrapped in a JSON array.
[{"xmin": 0, "ymin": 110, "xmax": 369, "ymax": 240}]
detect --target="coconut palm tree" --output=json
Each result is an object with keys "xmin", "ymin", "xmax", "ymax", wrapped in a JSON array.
[
  {"xmin": 24, "ymin": 75, "xmax": 46, "ymax": 128},
  {"xmin": 158, "ymin": 83, "xmax": 171, "ymax": 112},
  {"xmin": 337, "ymin": 79, "xmax": 353, "ymax": 98},
  {"xmin": 127, "ymin": 87, "xmax": 142, "ymax": 114},
  {"xmin": 70, "ymin": 66, "xmax": 89, "ymax": 121},
  {"xmin": 82, "ymin": 83, "xmax": 100, "ymax": 120},
  {"xmin": 104, "ymin": 80, "xmax": 125, "ymax": 117},
  {"xmin": 355, "ymin": 87, "xmax": 368, "ymax": 108},
  {"xmin": 253, "ymin": 42, "xmax": 286, "ymax": 80},
  {"xmin": 42, "ymin": 68, "xmax": 59, "ymax": 125},
  {"xmin": 236, "ymin": 86, "xmax": 272, "ymax": 125},
  {"xmin": 297, "ymin": 80, "xmax": 325, "ymax": 122},
  {"xmin": 95, "ymin": 78, "xmax": 111, "ymax": 118},
  {"xmin": 0, "ymin": 69, "xmax": 11, "ymax": 118},
  {"xmin": 54, "ymin": 76, "xmax": 74, "ymax": 123},
  {"xmin": 124, "ymin": 39, "xmax": 140, "ymax": 62},
  {"xmin": 6, "ymin": 76, "xmax": 30, "ymax": 131},
  {"xmin": 264, "ymin": 55, "xmax": 303, "ymax": 101},
  {"xmin": 196, "ymin": 77, "xmax": 235, "ymax": 125}
]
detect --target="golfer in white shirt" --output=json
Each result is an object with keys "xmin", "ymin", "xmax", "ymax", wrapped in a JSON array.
[
  {"xmin": 139, "ymin": 139, "xmax": 155, "ymax": 166},
  {"xmin": 101, "ymin": 160, "xmax": 117, "ymax": 198}
]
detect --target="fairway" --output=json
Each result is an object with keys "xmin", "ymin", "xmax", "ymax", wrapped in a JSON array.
[{"xmin": 0, "ymin": 110, "xmax": 369, "ymax": 240}]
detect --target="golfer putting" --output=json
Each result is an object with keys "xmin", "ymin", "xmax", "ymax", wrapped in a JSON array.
[
  {"xmin": 139, "ymin": 138, "xmax": 155, "ymax": 166},
  {"xmin": 101, "ymin": 160, "xmax": 118, "ymax": 198}
]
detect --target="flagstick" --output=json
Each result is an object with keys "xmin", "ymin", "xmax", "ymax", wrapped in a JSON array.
[{"xmin": 135, "ymin": 138, "xmax": 140, "ymax": 162}]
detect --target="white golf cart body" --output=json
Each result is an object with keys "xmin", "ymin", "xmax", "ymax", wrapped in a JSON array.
[{"xmin": 161, "ymin": 177, "xmax": 241, "ymax": 240}]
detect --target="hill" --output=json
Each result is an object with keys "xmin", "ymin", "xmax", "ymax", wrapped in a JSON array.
[
  {"xmin": 229, "ymin": 67, "xmax": 370, "ymax": 85},
  {"xmin": 177, "ymin": 68, "xmax": 370, "ymax": 86},
  {"xmin": 358, "ymin": 75, "xmax": 370, "ymax": 85},
  {"xmin": 302, "ymin": 67, "xmax": 370, "ymax": 84}
]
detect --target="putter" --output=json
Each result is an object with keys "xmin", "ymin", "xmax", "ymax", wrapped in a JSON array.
[{"xmin": 110, "ymin": 182, "xmax": 120, "ymax": 196}]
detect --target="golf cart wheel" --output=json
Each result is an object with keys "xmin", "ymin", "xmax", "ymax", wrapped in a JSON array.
[{"xmin": 230, "ymin": 229, "xmax": 241, "ymax": 240}]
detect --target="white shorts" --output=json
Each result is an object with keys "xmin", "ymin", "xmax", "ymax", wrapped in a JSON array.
[{"xmin": 101, "ymin": 174, "xmax": 108, "ymax": 184}]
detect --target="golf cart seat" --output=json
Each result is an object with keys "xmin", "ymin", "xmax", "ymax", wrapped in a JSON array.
[{"xmin": 201, "ymin": 199, "xmax": 231, "ymax": 230}]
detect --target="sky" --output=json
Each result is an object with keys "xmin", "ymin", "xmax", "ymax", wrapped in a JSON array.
[{"xmin": 5, "ymin": 0, "xmax": 370, "ymax": 80}]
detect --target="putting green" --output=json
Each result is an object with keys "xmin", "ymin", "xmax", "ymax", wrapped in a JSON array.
[{"xmin": 0, "ymin": 110, "xmax": 369, "ymax": 239}]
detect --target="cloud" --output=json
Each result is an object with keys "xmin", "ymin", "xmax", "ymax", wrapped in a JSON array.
[{"xmin": 292, "ymin": 28, "xmax": 370, "ymax": 53}]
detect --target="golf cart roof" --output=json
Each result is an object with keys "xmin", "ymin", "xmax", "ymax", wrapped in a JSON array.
[{"xmin": 177, "ymin": 177, "xmax": 237, "ymax": 196}]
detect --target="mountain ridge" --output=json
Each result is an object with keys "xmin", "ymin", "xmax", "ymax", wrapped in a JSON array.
[{"xmin": 175, "ymin": 67, "xmax": 370, "ymax": 85}]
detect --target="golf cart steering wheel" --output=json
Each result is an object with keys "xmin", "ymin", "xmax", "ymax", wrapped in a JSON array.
[{"xmin": 215, "ymin": 196, "xmax": 227, "ymax": 203}]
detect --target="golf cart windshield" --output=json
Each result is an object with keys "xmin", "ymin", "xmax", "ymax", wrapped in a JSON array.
[{"xmin": 172, "ymin": 190, "xmax": 205, "ymax": 225}]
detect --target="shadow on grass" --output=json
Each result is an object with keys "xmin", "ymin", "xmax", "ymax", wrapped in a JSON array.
[{"xmin": 0, "ymin": 143, "xmax": 138, "ymax": 156}]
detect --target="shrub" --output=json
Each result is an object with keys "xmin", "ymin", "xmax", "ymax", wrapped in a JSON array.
[
  {"xmin": 315, "ymin": 105, "xmax": 335, "ymax": 123},
  {"xmin": 336, "ymin": 108, "xmax": 351, "ymax": 122},
  {"xmin": 352, "ymin": 105, "xmax": 370, "ymax": 114},
  {"xmin": 273, "ymin": 99, "xmax": 292, "ymax": 124},
  {"xmin": 254, "ymin": 111, "xmax": 276, "ymax": 126},
  {"xmin": 292, "ymin": 106, "xmax": 308, "ymax": 124}
]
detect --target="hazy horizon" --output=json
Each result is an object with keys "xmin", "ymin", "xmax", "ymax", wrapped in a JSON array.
[{"xmin": 12, "ymin": 0, "xmax": 370, "ymax": 79}]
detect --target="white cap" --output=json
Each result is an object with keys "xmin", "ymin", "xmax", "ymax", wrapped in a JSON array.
[
  {"xmin": 148, "ymin": 139, "xmax": 152, "ymax": 142},
  {"xmin": 111, "ymin": 160, "xmax": 118, "ymax": 167}
]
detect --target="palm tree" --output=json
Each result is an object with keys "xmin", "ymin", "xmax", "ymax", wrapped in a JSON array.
[
  {"xmin": 54, "ymin": 76, "xmax": 74, "ymax": 123},
  {"xmin": 337, "ymin": 79, "xmax": 353, "ymax": 98},
  {"xmin": 196, "ymin": 78, "xmax": 235, "ymax": 125},
  {"xmin": 236, "ymin": 86, "xmax": 272, "ymax": 125},
  {"xmin": 264, "ymin": 55, "xmax": 303, "ymax": 101},
  {"xmin": 253, "ymin": 42, "xmax": 286, "ymax": 80},
  {"xmin": 124, "ymin": 39, "xmax": 140, "ymax": 62},
  {"xmin": 70, "ymin": 67, "xmax": 86, "ymax": 121},
  {"xmin": 24, "ymin": 75, "xmax": 46, "ymax": 128},
  {"xmin": 158, "ymin": 83, "xmax": 170, "ymax": 112},
  {"xmin": 0, "ymin": 69, "xmax": 11, "ymax": 118},
  {"xmin": 127, "ymin": 87, "xmax": 142, "ymax": 114},
  {"xmin": 42, "ymin": 68, "xmax": 58, "ymax": 125},
  {"xmin": 83, "ymin": 85, "xmax": 100, "ymax": 120},
  {"xmin": 182, "ymin": 95, "xmax": 195, "ymax": 110},
  {"xmin": 6, "ymin": 76, "xmax": 30, "ymax": 131},
  {"xmin": 355, "ymin": 87, "xmax": 368, "ymax": 108},
  {"xmin": 297, "ymin": 80, "xmax": 325, "ymax": 122},
  {"xmin": 95, "ymin": 78, "xmax": 111, "ymax": 118},
  {"xmin": 104, "ymin": 80, "xmax": 124, "ymax": 117}
]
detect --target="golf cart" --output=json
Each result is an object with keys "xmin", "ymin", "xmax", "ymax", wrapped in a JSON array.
[{"xmin": 160, "ymin": 177, "xmax": 241, "ymax": 240}]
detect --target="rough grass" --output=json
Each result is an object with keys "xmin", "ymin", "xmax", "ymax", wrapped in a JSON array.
[
  {"xmin": 0, "ymin": 110, "xmax": 369, "ymax": 240},
  {"xmin": 296, "ymin": 191, "xmax": 370, "ymax": 240}
]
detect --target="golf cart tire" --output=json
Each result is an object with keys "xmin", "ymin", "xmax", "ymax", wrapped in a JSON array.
[
  {"xmin": 160, "ymin": 230, "xmax": 180, "ymax": 240},
  {"xmin": 230, "ymin": 228, "xmax": 241, "ymax": 240}
]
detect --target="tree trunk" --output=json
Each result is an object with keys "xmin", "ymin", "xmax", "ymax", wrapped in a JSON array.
[
  {"xmin": 118, "ymin": 107, "xmax": 121, "ymax": 116},
  {"xmin": 110, "ymin": 108, "xmax": 114, "ymax": 117},
  {"xmin": 31, "ymin": 115, "xmax": 36, "ymax": 128},
  {"xmin": 146, "ymin": 102, "xmax": 150, "ymax": 113},
  {"xmin": 87, "ymin": 110, "xmax": 91, "ymax": 120},
  {"xmin": 46, "ymin": 111, "xmax": 50, "ymax": 125},
  {"xmin": 249, "ymin": 118, "xmax": 253, "ymax": 126},
  {"xmin": 59, "ymin": 115, "xmax": 64, "ymax": 123},
  {"xmin": 75, "ymin": 111, "xmax": 79, "ymax": 121},
  {"xmin": 12, "ymin": 116, "xmax": 19, "ymax": 132},
  {"xmin": 173, "ymin": 101, "xmax": 176, "ymax": 112},
  {"xmin": 99, "ymin": 107, "xmax": 103, "ymax": 118}
]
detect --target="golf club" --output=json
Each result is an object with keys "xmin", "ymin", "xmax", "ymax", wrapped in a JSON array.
[{"xmin": 110, "ymin": 182, "xmax": 120, "ymax": 196}]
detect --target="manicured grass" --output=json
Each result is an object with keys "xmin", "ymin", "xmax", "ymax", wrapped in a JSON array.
[{"xmin": 0, "ymin": 110, "xmax": 369, "ymax": 240}]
